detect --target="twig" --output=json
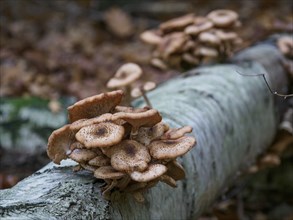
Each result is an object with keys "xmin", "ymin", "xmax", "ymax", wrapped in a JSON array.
[{"xmin": 236, "ymin": 70, "xmax": 293, "ymax": 99}]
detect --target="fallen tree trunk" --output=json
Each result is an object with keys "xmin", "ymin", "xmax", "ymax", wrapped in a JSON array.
[{"xmin": 0, "ymin": 40, "xmax": 290, "ymax": 219}]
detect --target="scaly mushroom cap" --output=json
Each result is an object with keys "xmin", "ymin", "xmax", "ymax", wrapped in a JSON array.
[
  {"xmin": 134, "ymin": 122, "xmax": 170, "ymax": 145},
  {"xmin": 112, "ymin": 109, "xmax": 162, "ymax": 134},
  {"xmin": 107, "ymin": 63, "xmax": 143, "ymax": 88},
  {"xmin": 207, "ymin": 9, "xmax": 238, "ymax": 28},
  {"xmin": 68, "ymin": 148, "xmax": 97, "ymax": 163},
  {"xmin": 159, "ymin": 14, "xmax": 195, "ymax": 33},
  {"xmin": 149, "ymin": 136, "xmax": 196, "ymax": 160},
  {"xmin": 110, "ymin": 140, "xmax": 151, "ymax": 172},
  {"xmin": 75, "ymin": 122, "xmax": 125, "ymax": 148},
  {"xmin": 47, "ymin": 124, "xmax": 75, "ymax": 164},
  {"xmin": 161, "ymin": 126, "xmax": 192, "ymax": 140},
  {"xmin": 130, "ymin": 164, "xmax": 167, "ymax": 182},
  {"xmin": 94, "ymin": 166, "xmax": 126, "ymax": 180},
  {"xmin": 67, "ymin": 90, "xmax": 124, "ymax": 123}
]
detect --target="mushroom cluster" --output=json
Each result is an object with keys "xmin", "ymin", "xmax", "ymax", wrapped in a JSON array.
[
  {"xmin": 140, "ymin": 9, "xmax": 243, "ymax": 69},
  {"xmin": 47, "ymin": 90, "xmax": 196, "ymax": 202}
]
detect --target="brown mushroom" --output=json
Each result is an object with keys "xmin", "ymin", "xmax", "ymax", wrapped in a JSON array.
[
  {"xmin": 130, "ymin": 164, "xmax": 167, "ymax": 182},
  {"xmin": 159, "ymin": 32, "xmax": 188, "ymax": 59},
  {"xmin": 88, "ymin": 155, "xmax": 111, "ymax": 167},
  {"xmin": 75, "ymin": 122, "xmax": 125, "ymax": 148},
  {"xmin": 198, "ymin": 31, "xmax": 221, "ymax": 46},
  {"xmin": 107, "ymin": 63, "xmax": 143, "ymax": 89},
  {"xmin": 207, "ymin": 9, "xmax": 238, "ymax": 28},
  {"xmin": 159, "ymin": 13, "xmax": 195, "ymax": 33},
  {"xmin": 150, "ymin": 58, "xmax": 168, "ymax": 70},
  {"xmin": 140, "ymin": 30, "xmax": 163, "ymax": 46},
  {"xmin": 67, "ymin": 90, "xmax": 124, "ymax": 123},
  {"xmin": 68, "ymin": 148, "xmax": 97, "ymax": 163},
  {"xmin": 131, "ymin": 81, "xmax": 157, "ymax": 98},
  {"xmin": 149, "ymin": 136, "xmax": 196, "ymax": 160},
  {"xmin": 161, "ymin": 125, "xmax": 193, "ymax": 140},
  {"xmin": 184, "ymin": 17, "xmax": 213, "ymax": 36},
  {"xmin": 94, "ymin": 166, "xmax": 125, "ymax": 180},
  {"xmin": 194, "ymin": 46, "xmax": 219, "ymax": 57},
  {"xmin": 47, "ymin": 124, "xmax": 75, "ymax": 164},
  {"xmin": 134, "ymin": 122, "xmax": 170, "ymax": 145},
  {"xmin": 109, "ymin": 140, "xmax": 151, "ymax": 172},
  {"xmin": 112, "ymin": 108, "xmax": 162, "ymax": 135}
]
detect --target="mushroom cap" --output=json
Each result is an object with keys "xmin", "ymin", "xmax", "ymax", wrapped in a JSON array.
[
  {"xmin": 70, "ymin": 113, "xmax": 116, "ymax": 132},
  {"xmin": 130, "ymin": 81, "xmax": 157, "ymax": 98},
  {"xmin": 214, "ymin": 30, "xmax": 238, "ymax": 41},
  {"xmin": 194, "ymin": 46, "xmax": 219, "ymax": 57},
  {"xmin": 107, "ymin": 63, "xmax": 143, "ymax": 88},
  {"xmin": 114, "ymin": 105, "xmax": 150, "ymax": 113},
  {"xmin": 159, "ymin": 13, "xmax": 195, "ymax": 33},
  {"xmin": 207, "ymin": 9, "xmax": 238, "ymax": 27},
  {"xmin": 112, "ymin": 109, "xmax": 162, "ymax": 132},
  {"xmin": 47, "ymin": 124, "xmax": 75, "ymax": 164},
  {"xmin": 182, "ymin": 53, "xmax": 199, "ymax": 65},
  {"xmin": 88, "ymin": 155, "xmax": 111, "ymax": 167},
  {"xmin": 94, "ymin": 166, "xmax": 125, "ymax": 180},
  {"xmin": 149, "ymin": 136, "xmax": 196, "ymax": 160},
  {"xmin": 134, "ymin": 122, "xmax": 169, "ymax": 146},
  {"xmin": 150, "ymin": 58, "xmax": 168, "ymax": 70},
  {"xmin": 109, "ymin": 140, "xmax": 151, "ymax": 172},
  {"xmin": 159, "ymin": 32, "xmax": 188, "ymax": 59},
  {"xmin": 184, "ymin": 17, "xmax": 213, "ymax": 36},
  {"xmin": 68, "ymin": 148, "xmax": 97, "ymax": 163},
  {"xmin": 161, "ymin": 125, "xmax": 193, "ymax": 140},
  {"xmin": 140, "ymin": 30, "xmax": 163, "ymax": 45},
  {"xmin": 75, "ymin": 122, "xmax": 125, "ymax": 148},
  {"xmin": 67, "ymin": 90, "xmax": 124, "ymax": 123},
  {"xmin": 130, "ymin": 164, "xmax": 167, "ymax": 182},
  {"xmin": 198, "ymin": 31, "xmax": 221, "ymax": 46}
]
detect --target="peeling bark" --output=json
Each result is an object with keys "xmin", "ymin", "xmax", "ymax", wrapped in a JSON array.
[{"xmin": 0, "ymin": 41, "xmax": 290, "ymax": 219}]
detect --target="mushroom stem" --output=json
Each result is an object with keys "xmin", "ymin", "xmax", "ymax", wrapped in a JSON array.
[
  {"xmin": 139, "ymin": 86, "xmax": 153, "ymax": 108},
  {"xmin": 102, "ymin": 179, "xmax": 118, "ymax": 200}
]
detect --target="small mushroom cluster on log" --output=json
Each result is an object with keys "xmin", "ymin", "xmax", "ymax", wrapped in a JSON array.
[
  {"xmin": 47, "ymin": 90, "xmax": 196, "ymax": 202},
  {"xmin": 140, "ymin": 9, "xmax": 243, "ymax": 69},
  {"xmin": 107, "ymin": 63, "xmax": 156, "ymax": 103}
]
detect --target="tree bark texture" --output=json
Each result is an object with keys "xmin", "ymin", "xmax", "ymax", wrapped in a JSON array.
[{"xmin": 0, "ymin": 41, "xmax": 290, "ymax": 220}]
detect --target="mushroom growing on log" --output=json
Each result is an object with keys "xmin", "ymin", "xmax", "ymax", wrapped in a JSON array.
[{"xmin": 0, "ymin": 37, "xmax": 291, "ymax": 219}]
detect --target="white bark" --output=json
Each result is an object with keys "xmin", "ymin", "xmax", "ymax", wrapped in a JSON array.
[{"xmin": 0, "ymin": 42, "xmax": 290, "ymax": 220}]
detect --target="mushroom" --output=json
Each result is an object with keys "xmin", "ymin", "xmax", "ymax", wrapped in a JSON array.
[
  {"xmin": 107, "ymin": 63, "xmax": 143, "ymax": 89},
  {"xmin": 68, "ymin": 148, "xmax": 97, "ymax": 163},
  {"xmin": 158, "ymin": 32, "xmax": 188, "ymax": 59},
  {"xmin": 150, "ymin": 58, "xmax": 168, "ymax": 70},
  {"xmin": 112, "ymin": 108, "xmax": 162, "ymax": 135},
  {"xmin": 67, "ymin": 90, "xmax": 124, "ymax": 123},
  {"xmin": 207, "ymin": 9, "xmax": 238, "ymax": 28},
  {"xmin": 184, "ymin": 17, "xmax": 213, "ymax": 36},
  {"xmin": 140, "ymin": 30, "xmax": 163, "ymax": 46},
  {"xmin": 114, "ymin": 105, "xmax": 149, "ymax": 113},
  {"xmin": 198, "ymin": 31, "xmax": 221, "ymax": 46},
  {"xmin": 194, "ymin": 46, "xmax": 219, "ymax": 58},
  {"xmin": 277, "ymin": 36, "xmax": 293, "ymax": 58},
  {"xmin": 182, "ymin": 53, "xmax": 199, "ymax": 65},
  {"xmin": 88, "ymin": 155, "xmax": 111, "ymax": 167},
  {"xmin": 159, "ymin": 13, "xmax": 195, "ymax": 33},
  {"xmin": 130, "ymin": 164, "xmax": 167, "ymax": 182},
  {"xmin": 47, "ymin": 124, "xmax": 75, "ymax": 164},
  {"xmin": 109, "ymin": 140, "xmax": 151, "ymax": 172},
  {"xmin": 149, "ymin": 136, "xmax": 196, "ymax": 160},
  {"xmin": 134, "ymin": 122, "xmax": 170, "ymax": 145},
  {"xmin": 94, "ymin": 166, "xmax": 125, "ymax": 180},
  {"xmin": 161, "ymin": 125, "xmax": 193, "ymax": 140},
  {"xmin": 75, "ymin": 122, "xmax": 125, "ymax": 148},
  {"xmin": 131, "ymin": 81, "xmax": 157, "ymax": 108}
]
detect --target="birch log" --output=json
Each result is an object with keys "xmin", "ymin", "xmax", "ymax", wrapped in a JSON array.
[{"xmin": 0, "ymin": 41, "xmax": 290, "ymax": 220}]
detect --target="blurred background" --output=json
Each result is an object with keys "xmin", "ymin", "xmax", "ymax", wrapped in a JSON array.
[{"xmin": 0, "ymin": 0, "xmax": 292, "ymax": 219}]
